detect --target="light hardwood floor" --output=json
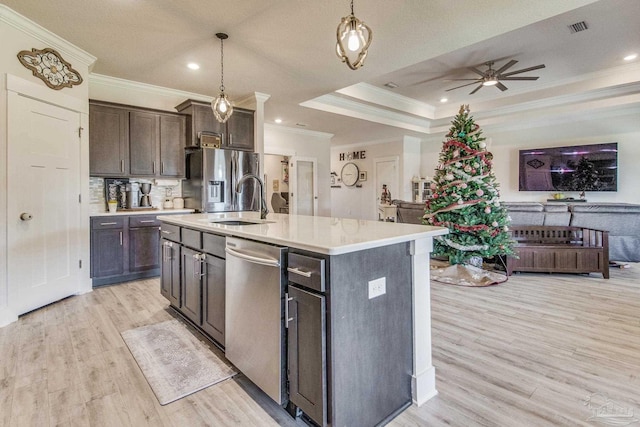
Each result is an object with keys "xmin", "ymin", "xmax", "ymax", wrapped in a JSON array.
[{"xmin": 2, "ymin": 266, "xmax": 639, "ymax": 426}]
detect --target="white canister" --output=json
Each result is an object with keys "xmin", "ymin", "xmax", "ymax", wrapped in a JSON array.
[
  {"xmin": 173, "ymin": 197, "xmax": 184, "ymax": 209},
  {"xmin": 163, "ymin": 198, "xmax": 174, "ymax": 209}
]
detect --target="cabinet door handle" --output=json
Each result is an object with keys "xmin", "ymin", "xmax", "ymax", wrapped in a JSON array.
[
  {"xmin": 119, "ymin": 231, "xmax": 123, "ymax": 246},
  {"xmin": 100, "ymin": 222, "xmax": 117, "ymax": 226},
  {"xmin": 152, "ymin": 161, "xmax": 156, "ymax": 174},
  {"xmin": 161, "ymin": 230, "xmax": 172, "ymax": 234},
  {"xmin": 285, "ymin": 294, "xmax": 294, "ymax": 328},
  {"xmin": 139, "ymin": 220, "xmax": 155, "ymax": 223},
  {"xmin": 229, "ymin": 134, "xmax": 233, "ymax": 146},
  {"xmin": 161, "ymin": 161, "xmax": 164, "ymax": 174},
  {"xmin": 287, "ymin": 267, "xmax": 312, "ymax": 278},
  {"xmin": 120, "ymin": 159, "xmax": 124, "ymax": 172},
  {"xmin": 193, "ymin": 253, "xmax": 205, "ymax": 278}
]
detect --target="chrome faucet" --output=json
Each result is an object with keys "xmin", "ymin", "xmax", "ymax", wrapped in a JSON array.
[{"xmin": 236, "ymin": 174, "xmax": 269, "ymax": 219}]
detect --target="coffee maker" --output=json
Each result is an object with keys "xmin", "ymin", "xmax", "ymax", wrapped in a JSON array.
[{"xmin": 140, "ymin": 183, "xmax": 152, "ymax": 207}]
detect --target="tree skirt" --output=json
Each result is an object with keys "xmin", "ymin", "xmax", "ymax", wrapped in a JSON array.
[{"xmin": 430, "ymin": 259, "xmax": 507, "ymax": 287}]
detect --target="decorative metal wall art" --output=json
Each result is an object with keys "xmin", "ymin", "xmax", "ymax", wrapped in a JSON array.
[{"xmin": 17, "ymin": 47, "xmax": 83, "ymax": 90}]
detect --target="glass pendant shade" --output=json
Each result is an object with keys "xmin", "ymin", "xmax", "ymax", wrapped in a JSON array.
[
  {"xmin": 336, "ymin": 1, "xmax": 372, "ymax": 70},
  {"xmin": 212, "ymin": 92, "xmax": 233, "ymax": 123},
  {"xmin": 211, "ymin": 32, "xmax": 233, "ymax": 123}
]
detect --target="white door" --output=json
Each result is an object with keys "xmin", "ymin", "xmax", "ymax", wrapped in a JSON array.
[
  {"xmin": 374, "ymin": 157, "xmax": 399, "ymax": 217},
  {"xmin": 289, "ymin": 157, "xmax": 318, "ymax": 216},
  {"xmin": 7, "ymin": 92, "xmax": 81, "ymax": 315}
]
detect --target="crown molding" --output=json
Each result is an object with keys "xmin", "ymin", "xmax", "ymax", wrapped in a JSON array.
[
  {"xmin": 265, "ymin": 123, "xmax": 333, "ymax": 139},
  {"xmin": 89, "ymin": 73, "xmax": 212, "ymax": 102},
  {"xmin": 301, "ymin": 94, "xmax": 432, "ymax": 134},
  {"xmin": 336, "ymin": 83, "xmax": 436, "ymax": 118},
  {"xmin": 0, "ymin": 4, "xmax": 96, "ymax": 68}
]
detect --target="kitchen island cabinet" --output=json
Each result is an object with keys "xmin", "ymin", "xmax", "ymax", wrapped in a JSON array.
[
  {"xmin": 159, "ymin": 224, "xmax": 227, "ymax": 346},
  {"xmin": 158, "ymin": 212, "xmax": 448, "ymax": 426}
]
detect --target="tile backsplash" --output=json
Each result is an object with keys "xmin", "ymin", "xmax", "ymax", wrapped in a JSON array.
[{"xmin": 89, "ymin": 177, "xmax": 183, "ymax": 214}]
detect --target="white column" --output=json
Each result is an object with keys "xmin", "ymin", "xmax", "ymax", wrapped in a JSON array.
[{"xmin": 410, "ymin": 236, "xmax": 437, "ymax": 405}]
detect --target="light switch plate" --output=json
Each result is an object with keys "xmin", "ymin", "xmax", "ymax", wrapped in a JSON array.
[{"xmin": 368, "ymin": 277, "xmax": 386, "ymax": 299}]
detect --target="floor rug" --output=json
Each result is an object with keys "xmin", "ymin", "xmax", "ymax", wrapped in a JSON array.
[
  {"xmin": 430, "ymin": 259, "xmax": 508, "ymax": 287},
  {"xmin": 121, "ymin": 319, "xmax": 237, "ymax": 405}
]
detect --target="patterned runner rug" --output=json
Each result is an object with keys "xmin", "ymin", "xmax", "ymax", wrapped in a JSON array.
[{"xmin": 121, "ymin": 319, "xmax": 237, "ymax": 405}]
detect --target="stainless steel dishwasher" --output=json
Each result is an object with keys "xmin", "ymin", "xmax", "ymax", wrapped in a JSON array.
[{"xmin": 225, "ymin": 236, "xmax": 287, "ymax": 404}]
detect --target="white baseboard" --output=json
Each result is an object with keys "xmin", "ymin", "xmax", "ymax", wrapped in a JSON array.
[{"xmin": 412, "ymin": 366, "xmax": 438, "ymax": 406}]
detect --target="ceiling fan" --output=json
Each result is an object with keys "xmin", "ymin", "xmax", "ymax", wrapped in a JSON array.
[{"xmin": 446, "ymin": 60, "xmax": 545, "ymax": 95}]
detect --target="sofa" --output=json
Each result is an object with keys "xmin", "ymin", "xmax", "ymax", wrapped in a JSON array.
[{"xmin": 503, "ymin": 202, "xmax": 640, "ymax": 262}]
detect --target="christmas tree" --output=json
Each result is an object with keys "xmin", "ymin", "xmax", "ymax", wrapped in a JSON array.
[{"xmin": 425, "ymin": 105, "xmax": 515, "ymax": 266}]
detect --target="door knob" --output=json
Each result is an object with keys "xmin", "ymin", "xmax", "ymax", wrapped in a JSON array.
[{"xmin": 20, "ymin": 212, "xmax": 33, "ymax": 221}]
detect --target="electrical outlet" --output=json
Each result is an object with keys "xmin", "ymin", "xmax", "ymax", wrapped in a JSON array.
[{"xmin": 368, "ymin": 277, "xmax": 386, "ymax": 299}]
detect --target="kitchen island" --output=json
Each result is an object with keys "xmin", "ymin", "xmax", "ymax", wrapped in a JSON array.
[{"xmin": 158, "ymin": 212, "xmax": 447, "ymax": 426}]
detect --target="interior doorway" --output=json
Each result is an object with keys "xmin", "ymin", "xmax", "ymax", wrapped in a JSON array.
[
  {"xmin": 289, "ymin": 156, "xmax": 318, "ymax": 216},
  {"xmin": 374, "ymin": 157, "xmax": 399, "ymax": 219},
  {"xmin": 264, "ymin": 153, "xmax": 291, "ymax": 214}
]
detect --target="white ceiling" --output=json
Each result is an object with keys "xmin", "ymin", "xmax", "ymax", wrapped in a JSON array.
[{"xmin": 3, "ymin": 0, "xmax": 639, "ymax": 145}]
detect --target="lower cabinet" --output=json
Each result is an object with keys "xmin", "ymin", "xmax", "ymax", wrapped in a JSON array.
[
  {"xmin": 202, "ymin": 254, "xmax": 225, "ymax": 345},
  {"xmin": 90, "ymin": 218, "xmax": 125, "ymax": 279},
  {"xmin": 91, "ymin": 214, "xmax": 176, "ymax": 286},
  {"xmin": 287, "ymin": 286, "xmax": 327, "ymax": 427},
  {"xmin": 160, "ymin": 225, "xmax": 226, "ymax": 347},
  {"xmin": 160, "ymin": 239, "xmax": 180, "ymax": 307},
  {"xmin": 181, "ymin": 246, "xmax": 203, "ymax": 325}
]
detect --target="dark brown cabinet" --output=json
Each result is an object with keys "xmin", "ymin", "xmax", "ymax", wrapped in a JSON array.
[
  {"xmin": 91, "ymin": 214, "xmax": 177, "ymax": 287},
  {"xmin": 89, "ymin": 104, "xmax": 128, "ymax": 176},
  {"xmin": 160, "ymin": 239, "xmax": 181, "ymax": 308},
  {"xmin": 90, "ymin": 218, "xmax": 125, "ymax": 279},
  {"xmin": 181, "ymin": 246, "xmax": 203, "ymax": 325},
  {"xmin": 129, "ymin": 218, "xmax": 161, "ymax": 272},
  {"xmin": 287, "ymin": 286, "xmax": 327, "ymax": 426},
  {"xmin": 175, "ymin": 99, "xmax": 254, "ymax": 151},
  {"xmin": 159, "ymin": 225, "xmax": 226, "ymax": 347},
  {"xmin": 202, "ymin": 245, "xmax": 226, "ymax": 345},
  {"xmin": 129, "ymin": 110, "xmax": 157, "ymax": 176},
  {"xmin": 90, "ymin": 100, "xmax": 186, "ymax": 178}
]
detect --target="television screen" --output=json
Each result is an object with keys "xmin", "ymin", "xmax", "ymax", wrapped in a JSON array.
[{"xmin": 519, "ymin": 142, "xmax": 618, "ymax": 192}]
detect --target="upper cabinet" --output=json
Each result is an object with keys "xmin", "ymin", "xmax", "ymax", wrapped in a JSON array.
[
  {"xmin": 90, "ymin": 104, "xmax": 129, "ymax": 176},
  {"xmin": 90, "ymin": 100, "xmax": 186, "ymax": 178},
  {"xmin": 176, "ymin": 99, "xmax": 255, "ymax": 152}
]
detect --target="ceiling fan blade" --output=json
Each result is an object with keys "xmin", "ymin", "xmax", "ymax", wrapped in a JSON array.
[
  {"xmin": 469, "ymin": 83, "xmax": 484, "ymax": 95},
  {"xmin": 500, "ymin": 64, "xmax": 546, "ymax": 77},
  {"xmin": 499, "ymin": 76, "xmax": 540, "ymax": 81},
  {"xmin": 446, "ymin": 81, "xmax": 482, "ymax": 91},
  {"xmin": 496, "ymin": 82, "xmax": 508, "ymax": 91},
  {"xmin": 494, "ymin": 59, "xmax": 518, "ymax": 75}
]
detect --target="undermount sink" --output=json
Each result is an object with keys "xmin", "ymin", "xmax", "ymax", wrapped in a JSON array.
[{"xmin": 209, "ymin": 219, "xmax": 275, "ymax": 226}]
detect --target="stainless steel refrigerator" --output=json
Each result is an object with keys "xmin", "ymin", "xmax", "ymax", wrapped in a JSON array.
[{"xmin": 182, "ymin": 145, "xmax": 260, "ymax": 213}]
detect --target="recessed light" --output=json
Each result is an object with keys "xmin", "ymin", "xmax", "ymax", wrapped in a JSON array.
[
  {"xmin": 187, "ymin": 63, "xmax": 200, "ymax": 70},
  {"xmin": 623, "ymin": 53, "xmax": 638, "ymax": 61},
  {"xmin": 274, "ymin": 118, "xmax": 282, "ymax": 124},
  {"xmin": 440, "ymin": 97, "xmax": 448, "ymax": 103}
]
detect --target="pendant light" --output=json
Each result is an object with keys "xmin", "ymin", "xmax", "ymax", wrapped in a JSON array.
[
  {"xmin": 336, "ymin": 0, "xmax": 372, "ymax": 70},
  {"xmin": 212, "ymin": 32, "xmax": 233, "ymax": 123}
]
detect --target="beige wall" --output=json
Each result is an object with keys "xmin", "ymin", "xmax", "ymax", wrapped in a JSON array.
[
  {"xmin": 421, "ymin": 112, "xmax": 640, "ymax": 204},
  {"xmin": 1, "ymin": 5, "xmax": 94, "ymax": 325},
  {"xmin": 264, "ymin": 124, "xmax": 332, "ymax": 217}
]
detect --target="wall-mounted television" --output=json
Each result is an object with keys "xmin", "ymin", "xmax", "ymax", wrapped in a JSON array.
[{"xmin": 519, "ymin": 142, "xmax": 618, "ymax": 192}]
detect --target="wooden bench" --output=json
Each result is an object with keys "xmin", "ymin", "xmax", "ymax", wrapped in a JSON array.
[{"xmin": 506, "ymin": 226, "xmax": 609, "ymax": 279}]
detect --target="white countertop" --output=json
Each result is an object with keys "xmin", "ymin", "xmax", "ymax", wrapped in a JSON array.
[
  {"xmin": 159, "ymin": 212, "xmax": 448, "ymax": 255},
  {"xmin": 91, "ymin": 208, "xmax": 195, "ymax": 217}
]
